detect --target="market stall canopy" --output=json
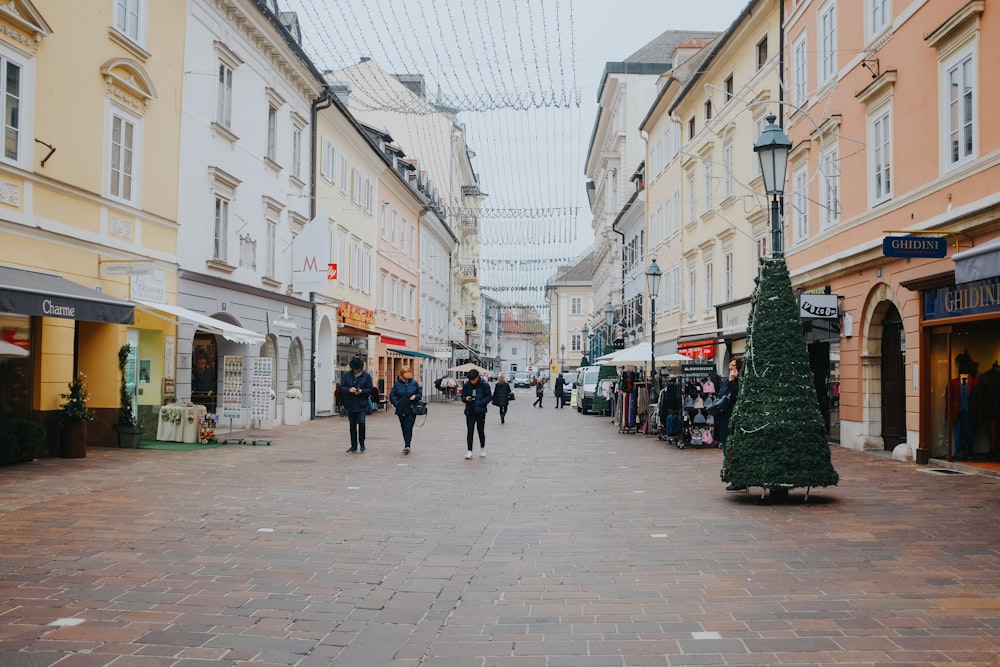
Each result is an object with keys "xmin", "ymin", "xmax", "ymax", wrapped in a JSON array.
[
  {"xmin": 0, "ymin": 339, "xmax": 28, "ymax": 358},
  {"xmin": 596, "ymin": 341, "xmax": 652, "ymax": 365},
  {"xmin": 0, "ymin": 265, "xmax": 134, "ymax": 324},
  {"xmin": 389, "ymin": 347, "xmax": 435, "ymax": 359},
  {"xmin": 448, "ymin": 362, "xmax": 492, "ymax": 375},
  {"xmin": 953, "ymin": 236, "xmax": 1000, "ymax": 284},
  {"xmin": 656, "ymin": 352, "xmax": 693, "ymax": 363},
  {"xmin": 132, "ymin": 300, "xmax": 265, "ymax": 345}
]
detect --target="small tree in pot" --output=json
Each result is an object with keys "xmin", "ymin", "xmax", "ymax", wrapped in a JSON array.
[
  {"xmin": 117, "ymin": 344, "xmax": 144, "ymax": 448},
  {"xmin": 59, "ymin": 372, "xmax": 93, "ymax": 458}
]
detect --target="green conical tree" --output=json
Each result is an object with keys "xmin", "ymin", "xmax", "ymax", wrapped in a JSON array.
[{"xmin": 721, "ymin": 258, "xmax": 838, "ymax": 492}]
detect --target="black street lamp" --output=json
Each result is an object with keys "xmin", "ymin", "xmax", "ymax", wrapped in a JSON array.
[
  {"xmin": 645, "ymin": 259, "xmax": 662, "ymax": 382},
  {"xmin": 560, "ymin": 344, "xmax": 565, "ymax": 369},
  {"xmin": 581, "ymin": 324, "xmax": 590, "ymax": 364},
  {"xmin": 753, "ymin": 114, "xmax": 792, "ymax": 259}
]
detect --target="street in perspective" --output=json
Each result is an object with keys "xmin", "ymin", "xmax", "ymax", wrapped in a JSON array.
[{"xmin": 2, "ymin": 391, "xmax": 1000, "ymax": 667}]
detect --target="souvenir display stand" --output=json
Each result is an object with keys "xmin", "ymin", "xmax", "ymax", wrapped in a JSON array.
[
  {"xmin": 656, "ymin": 380, "xmax": 684, "ymax": 444},
  {"xmin": 220, "ymin": 355, "xmax": 245, "ymax": 444},
  {"xmin": 249, "ymin": 356, "xmax": 273, "ymax": 446}
]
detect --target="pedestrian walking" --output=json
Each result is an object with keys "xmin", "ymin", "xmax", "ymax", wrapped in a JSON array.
[
  {"xmin": 718, "ymin": 357, "xmax": 743, "ymax": 491},
  {"xmin": 492, "ymin": 373, "xmax": 513, "ymax": 424},
  {"xmin": 389, "ymin": 366, "xmax": 422, "ymax": 454},
  {"xmin": 554, "ymin": 372, "xmax": 566, "ymax": 408},
  {"xmin": 462, "ymin": 369, "xmax": 492, "ymax": 458},
  {"xmin": 339, "ymin": 357, "xmax": 374, "ymax": 453},
  {"xmin": 532, "ymin": 376, "xmax": 545, "ymax": 407}
]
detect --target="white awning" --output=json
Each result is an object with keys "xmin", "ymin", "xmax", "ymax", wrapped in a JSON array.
[
  {"xmin": 132, "ymin": 300, "xmax": 265, "ymax": 345},
  {"xmin": 953, "ymin": 236, "xmax": 1000, "ymax": 284}
]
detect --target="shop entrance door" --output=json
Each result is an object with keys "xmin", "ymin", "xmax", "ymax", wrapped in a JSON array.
[{"xmin": 881, "ymin": 306, "xmax": 906, "ymax": 450}]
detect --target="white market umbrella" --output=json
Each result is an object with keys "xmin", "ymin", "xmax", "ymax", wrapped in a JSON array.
[
  {"xmin": 0, "ymin": 340, "xmax": 28, "ymax": 358},
  {"xmin": 656, "ymin": 353, "xmax": 692, "ymax": 363},
  {"xmin": 448, "ymin": 362, "xmax": 492, "ymax": 375},
  {"xmin": 596, "ymin": 342, "xmax": 653, "ymax": 366}
]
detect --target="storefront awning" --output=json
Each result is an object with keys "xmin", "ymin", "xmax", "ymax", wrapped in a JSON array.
[
  {"xmin": 0, "ymin": 265, "xmax": 134, "ymax": 324},
  {"xmin": 132, "ymin": 300, "xmax": 265, "ymax": 345},
  {"xmin": 953, "ymin": 236, "xmax": 1000, "ymax": 284},
  {"xmin": 338, "ymin": 323, "xmax": 379, "ymax": 338},
  {"xmin": 389, "ymin": 347, "xmax": 435, "ymax": 359}
]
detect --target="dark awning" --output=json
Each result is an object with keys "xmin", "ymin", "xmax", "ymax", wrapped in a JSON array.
[
  {"xmin": 0, "ymin": 265, "xmax": 134, "ymax": 324},
  {"xmin": 953, "ymin": 236, "xmax": 1000, "ymax": 284},
  {"xmin": 388, "ymin": 347, "xmax": 435, "ymax": 359}
]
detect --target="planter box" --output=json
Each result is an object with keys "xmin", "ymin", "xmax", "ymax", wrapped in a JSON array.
[
  {"xmin": 117, "ymin": 425, "xmax": 144, "ymax": 448},
  {"xmin": 59, "ymin": 421, "xmax": 88, "ymax": 458},
  {"xmin": 284, "ymin": 397, "xmax": 302, "ymax": 425}
]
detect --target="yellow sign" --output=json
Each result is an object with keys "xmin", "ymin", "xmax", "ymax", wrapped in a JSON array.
[{"xmin": 550, "ymin": 364, "xmax": 560, "ymax": 374}]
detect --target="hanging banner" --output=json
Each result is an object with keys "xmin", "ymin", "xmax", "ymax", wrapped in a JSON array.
[{"xmin": 292, "ymin": 209, "xmax": 330, "ymax": 293}]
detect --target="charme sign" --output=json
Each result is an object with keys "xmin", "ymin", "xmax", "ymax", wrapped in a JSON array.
[
  {"xmin": 924, "ymin": 276, "xmax": 1000, "ymax": 320},
  {"xmin": 42, "ymin": 299, "xmax": 75, "ymax": 318},
  {"xmin": 882, "ymin": 235, "xmax": 948, "ymax": 259}
]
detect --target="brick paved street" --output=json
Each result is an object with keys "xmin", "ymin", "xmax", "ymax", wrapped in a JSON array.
[{"xmin": 2, "ymin": 389, "xmax": 1000, "ymax": 666}]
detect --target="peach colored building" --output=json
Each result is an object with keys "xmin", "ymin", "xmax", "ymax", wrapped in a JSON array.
[{"xmin": 782, "ymin": 1, "xmax": 1000, "ymax": 463}]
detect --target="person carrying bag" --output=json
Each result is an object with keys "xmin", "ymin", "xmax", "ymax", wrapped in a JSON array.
[{"xmin": 389, "ymin": 367, "xmax": 422, "ymax": 455}]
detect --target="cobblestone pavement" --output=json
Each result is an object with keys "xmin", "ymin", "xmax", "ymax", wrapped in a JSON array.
[{"xmin": 2, "ymin": 390, "xmax": 1000, "ymax": 666}]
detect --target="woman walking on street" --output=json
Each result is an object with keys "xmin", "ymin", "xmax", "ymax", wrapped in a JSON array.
[
  {"xmin": 492, "ymin": 373, "xmax": 513, "ymax": 424},
  {"xmin": 389, "ymin": 367, "xmax": 422, "ymax": 454},
  {"xmin": 462, "ymin": 369, "xmax": 492, "ymax": 458},
  {"xmin": 532, "ymin": 376, "xmax": 545, "ymax": 407}
]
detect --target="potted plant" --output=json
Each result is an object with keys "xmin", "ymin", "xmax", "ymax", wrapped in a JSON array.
[
  {"xmin": 0, "ymin": 415, "xmax": 46, "ymax": 465},
  {"xmin": 59, "ymin": 372, "xmax": 93, "ymax": 458},
  {"xmin": 117, "ymin": 344, "xmax": 144, "ymax": 448}
]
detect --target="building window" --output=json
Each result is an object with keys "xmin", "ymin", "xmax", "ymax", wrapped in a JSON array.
[
  {"xmin": 571, "ymin": 297, "xmax": 582, "ymax": 316},
  {"xmin": 867, "ymin": 0, "xmax": 890, "ymax": 40},
  {"xmin": 945, "ymin": 51, "xmax": 975, "ymax": 167},
  {"xmin": 266, "ymin": 105, "xmax": 277, "ymax": 161},
  {"xmin": 704, "ymin": 99, "xmax": 712, "ymax": 121},
  {"xmin": 109, "ymin": 111, "xmax": 137, "ymax": 204},
  {"xmin": 264, "ymin": 220, "xmax": 276, "ymax": 278},
  {"xmin": 291, "ymin": 126, "xmax": 302, "ymax": 180},
  {"xmin": 671, "ymin": 266, "xmax": 680, "ymax": 313},
  {"xmin": 756, "ymin": 234, "xmax": 768, "ymax": 264},
  {"xmin": 213, "ymin": 196, "xmax": 229, "ymax": 261},
  {"xmin": 871, "ymin": 108, "xmax": 892, "ymax": 203},
  {"xmin": 114, "ymin": 0, "xmax": 142, "ymax": 44},
  {"xmin": 216, "ymin": 61, "xmax": 233, "ymax": 128},
  {"xmin": 757, "ymin": 35, "xmax": 768, "ymax": 70},
  {"xmin": 704, "ymin": 260, "xmax": 714, "ymax": 314},
  {"xmin": 1, "ymin": 58, "xmax": 22, "ymax": 162},
  {"xmin": 724, "ymin": 251, "xmax": 733, "ymax": 302},
  {"xmin": 686, "ymin": 171, "xmax": 696, "ymax": 223},
  {"xmin": 703, "ymin": 158, "xmax": 713, "ymax": 210},
  {"xmin": 686, "ymin": 265, "xmax": 696, "ymax": 318},
  {"xmin": 820, "ymin": 146, "xmax": 840, "ymax": 227},
  {"xmin": 819, "ymin": 1, "xmax": 837, "ymax": 83},
  {"xmin": 336, "ymin": 230, "xmax": 347, "ymax": 285},
  {"xmin": 792, "ymin": 33, "xmax": 808, "ymax": 107},
  {"xmin": 571, "ymin": 334, "xmax": 581, "ymax": 352},
  {"xmin": 724, "ymin": 74, "xmax": 734, "ymax": 102},
  {"xmin": 379, "ymin": 272, "xmax": 388, "ymax": 310},
  {"xmin": 722, "ymin": 139, "xmax": 733, "ymax": 199},
  {"xmin": 687, "ymin": 116, "xmax": 696, "ymax": 141},
  {"xmin": 792, "ymin": 166, "xmax": 809, "ymax": 243}
]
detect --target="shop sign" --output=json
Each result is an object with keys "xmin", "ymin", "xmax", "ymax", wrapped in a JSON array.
[
  {"xmin": 130, "ymin": 270, "xmax": 166, "ymax": 303},
  {"xmin": 381, "ymin": 335, "xmax": 406, "ymax": 346},
  {"xmin": 883, "ymin": 235, "xmax": 948, "ymax": 259},
  {"xmin": 678, "ymin": 339, "xmax": 716, "ymax": 359},
  {"xmin": 272, "ymin": 306, "xmax": 298, "ymax": 330},
  {"xmin": 923, "ymin": 276, "xmax": 1000, "ymax": 320},
  {"xmin": 799, "ymin": 293, "xmax": 839, "ymax": 319},
  {"xmin": 337, "ymin": 301, "xmax": 375, "ymax": 328},
  {"xmin": 681, "ymin": 363, "xmax": 717, "ymax": 377},
  {"xmin": 433, "ymin": 346, "xmax": 451, "ymax": 359}
]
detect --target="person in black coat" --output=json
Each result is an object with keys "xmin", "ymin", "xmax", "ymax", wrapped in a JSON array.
[
  {"xmin": 554, "ymin": 373, "xmax": 567, "ymax": 408},
  {"xmin": 339, "ymin": 357, "xmax": 374, "ymax": 453},
  {"xmin": 492, "ymin": 374, "xmax": 513, "ymax": 424},
  {"xmin": 718, "ymin": 357, "xmax": 743, "ymax": 491},
  {"xmin": 389, "ymin": 367, "xmax": 422, "ymax": 454},
  {"xmin": 462, "ymin": 369, "xmax": 492, "ymax": 458}
]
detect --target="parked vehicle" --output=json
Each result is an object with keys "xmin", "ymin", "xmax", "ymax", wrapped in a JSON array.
[
  {"xmin": 576, "ymin": 365, "xmax": 613, "ymax": 414},
  {"xmin": 512, "ymin": 372, "xmax": 532, "ymax": 388},
  {"xmin": 560, "ymin": 371, "xmax": 578, "ymax": 403}
]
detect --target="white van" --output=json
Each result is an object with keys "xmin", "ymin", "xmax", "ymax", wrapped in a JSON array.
[{"xmin": 576, "ymin": 365, "xmax": 603, "ymax": 414}]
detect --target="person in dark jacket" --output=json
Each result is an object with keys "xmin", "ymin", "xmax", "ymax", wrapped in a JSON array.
[
  {"xmin": 462, "ymin": 369, "xmax": 492, "ymax": 458},
  {"xmin": 389, "ymin": 367, "xmax": 423, "ymax": 455},
  {"xmin": 492, "ymin": 373, "xmax": 513, "ymax": 424},
  {"xmin": 339, "ymin": 357, "xmax": 374, "ymax": 453},
  {"xmin": 718, "ymin": 357, "xmax": 743, "ymax": 490},
  {"xmin": 532, "ymin": 376, "xmax": 545, "ymax": 407},
  {"xmin": 554, "ymin": 373, "xmax": 567, "ymax": 408}
]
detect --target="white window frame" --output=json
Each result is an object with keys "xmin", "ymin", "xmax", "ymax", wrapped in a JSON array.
[
  {"xmin": 724, "ymin": 251, "xmax": 734, "ymax": 303},
  {"xmin": 686, "ymin": 170, "xmax": 696, "ymax": 223},
  {"xmin": 671, "ymin": 266, "xmax": 680, "ymax": 314},
  {"xmin": 792, "ymin": 166, "xmax": 809, "ymax": 244},
  {"xmin": 570, "ymin": 297, "xmax": 582, "ymax": 316},
  {"xmin": 686, "ymin": 265, "xmax": 696, "ymax": 318},
  {"xmin": 820, "ymin": 145, "xmax": 840, "ymax": 228},
  {"xmin": 213, "ymin": 195, "xmax": 229, "ymax": 262},
  {"xmin": 107, "ymin": 105, "xmax": 141, "ymax": 206},
  {"xmin": 291, "ymin": 125, "xmax": 302, "ymax": 181},
  {"xmin": 722, "ymin": 139, "xmax": 733, "ymax": 200},
  {"xmin": 336, "ymin": 230, "xmax": 347, "ymax": 286},
  {"xmin": 264, "ymin": 219, "xmax": 276, "ymax": 278},
  {"xmin": 114, "ymin": 0, "xmax": 145, "ymax": 46},
  {"xmin": 792, "ymin": 32, "xmax": 808, "ymax": 107},
  {"xmin": 943, "ymin": 49, "xmax": 976, "ymax": 169},
  {"xmin": 870, "ymin": 106, "xmax": 892, "ymax": 204},
  {"xmin": 216, "ymin": 61, "xmax": 233, "ymax": 128},
  {"xmin": 571, "ymin": 334, "xmax": 581, "ymax": 352},
  {"xmin": 703, "ymin": 157, "xmax": 714, "ymax": 211},
  {"xmin": 339, "ymin": 153, "xmax": 348, "ymax": 194},
  {"xmin": 703, "ymin": 259, "xmax": 714, "ymax": 315},
  {"xmin": 379, "ymin": 271, "xmax": 388, "ymax": 311},
  {"xmin": 866, "ymin": 0, "xmax": 890, "ymax": 42},
  {"xmin": 0, "ymin": 51, "xmax": 27, "ymax": 167},
  {"xmin": 818, "ymin": 1, "xmax": 837, "ymax": 84},
  {"xmin": 266, "ymin": 104, "xmax": 277, "ymax": 162}
]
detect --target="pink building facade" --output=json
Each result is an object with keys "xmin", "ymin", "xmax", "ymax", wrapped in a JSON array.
[{"xmin": 782, "ymin": 1, "xmax": 1000, "ymax": 463}]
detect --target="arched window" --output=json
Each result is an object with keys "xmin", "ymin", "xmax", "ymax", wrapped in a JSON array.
[{"xmin": 288, "ymin": 338, "xmax": 303, "ymax": 391}]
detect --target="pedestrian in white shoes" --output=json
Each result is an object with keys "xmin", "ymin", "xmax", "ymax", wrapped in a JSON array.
[{"xmin": 461, "ymin": 369, "xmax": 492, "ymax": 459}]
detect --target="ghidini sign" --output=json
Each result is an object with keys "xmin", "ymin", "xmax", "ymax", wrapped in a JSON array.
[{"xmin": 42, "ymin": 299, "xmax": 75, "ymax": 318}]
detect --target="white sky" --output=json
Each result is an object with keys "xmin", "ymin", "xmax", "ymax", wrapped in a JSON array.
[{"xmin": 282, "ymin": 0, "xmax": 750, "ymax": 311}]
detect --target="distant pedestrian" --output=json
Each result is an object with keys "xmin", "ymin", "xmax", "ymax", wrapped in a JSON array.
[
  {"xmin": 389, "ymin": 367, "xmax": 422, "ymax": 455},
  {"xmin": 554, "ymin": 373, "xmax": 566, "ymax": 408},
  {"xmin": 462, "ymin": 369, "xmax": 492, "ymax": 458},
  {"xmin": 492, "ymin": 373, "xmax": 513, "ymax": 424},
  {"xmin": 339, "ymin": 357, "xmax": 373, "ymax": 453},
  {"xmin": 533, "ymin": 376, "xmax": 545, "ymax": 407},
  {"xmin": 719, "ymin": 357, "xmax": 743, "ymax": 491}
]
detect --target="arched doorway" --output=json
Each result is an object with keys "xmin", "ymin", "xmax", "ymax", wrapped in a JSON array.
[{"xmin": 880, "ymin": 305, "xmax": 906, "ymax": 450}]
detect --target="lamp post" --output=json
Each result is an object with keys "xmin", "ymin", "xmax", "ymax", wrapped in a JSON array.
[
  {"xmin": 560, "ymin": 344, "xmax": 565, "ymax": 369},
  {"xmin": 645, "ymin": 259, "xmax": 662, "ymax": 384},
  {"xmin": 753, "ymin": 114, "xmax": 792, "ymax": 259},
  {"xmin": 581, "ymin": 324, "xmax": 590, "ymax": 365}
]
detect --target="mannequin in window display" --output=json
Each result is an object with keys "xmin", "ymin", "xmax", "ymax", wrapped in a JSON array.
[
  {"xmin": 977, "ymin": 360, "xmax": 1000, "ymax": 456},
  {"xmin": 949, "ymin": 352, "xmax": 979, "ymax": 460}
]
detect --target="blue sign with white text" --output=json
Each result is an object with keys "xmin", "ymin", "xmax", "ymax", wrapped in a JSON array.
[
  {"xmin": 883, "ymin": 235, "xmax": 948, "ymax": 258},
  {"xmin": 923, "ymin": 276, "xmax": 1000, "ymax": 320}
]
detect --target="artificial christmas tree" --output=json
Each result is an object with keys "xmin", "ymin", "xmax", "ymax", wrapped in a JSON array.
[{"xmin": 721, "ymin": 258, "xmax": 838, "ymax": 496}]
